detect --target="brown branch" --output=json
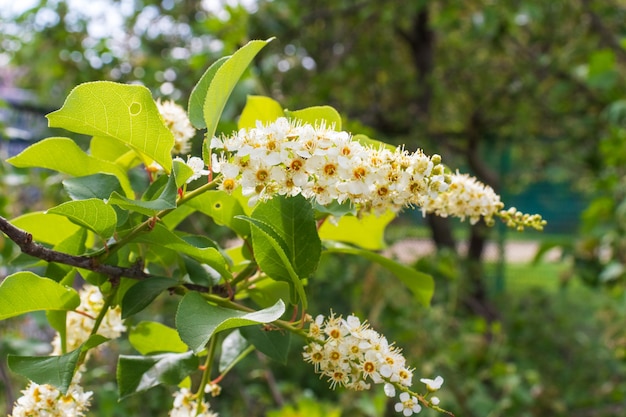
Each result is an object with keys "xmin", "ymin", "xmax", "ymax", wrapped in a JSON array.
[
  {"xmin": 0, "ymin": 215, "xmax": 232, "ymax": 296},
  {"xmin": 0, "ymin": 215, "xmax": 148, "ymax": 280}
]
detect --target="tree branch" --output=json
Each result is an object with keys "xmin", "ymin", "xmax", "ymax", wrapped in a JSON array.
[{"xmin": 0, "ymin": 215, "xmax": 148, "ymax": 280}]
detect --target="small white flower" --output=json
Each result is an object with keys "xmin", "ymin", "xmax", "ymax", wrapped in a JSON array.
[
  {"xmin": 431, "ymin": 396, "xmax": 440, "ymax": 406},
  {"xmin": 394, "ymin": 392, "xmax": 422, "ymax": 416},
  {"xmin": 420, "ymin": 375, "xmax": 444, "ymax": 392},
  {"xmin": 384, "ymin": 383, "xmax": 396, "ymax": 397}
]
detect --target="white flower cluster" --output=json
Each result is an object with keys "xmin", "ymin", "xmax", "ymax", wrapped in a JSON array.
[
  {"xmin": 9, "ymin": 373, "xmax": 92, "ymax": 417},
  {"xmin": 157, "ymin": 99, "xmax": 196, "ymax": 155},
  {"xmin": 303, "ymin": 313, "xmax": 447, "ymax": 416},
  {"xmin": 169, "ymin": 388, "xmax": 218, "ymax": 417},
  {"xmin": 211, "ymin": 118, "xmax": 448, "ymax": 214},
  {"xmin": 51, "ymin": 284, "xmax": 126, "ymax": 355},
  {"xmin": 421, "ymin": 171, "xmax": 504, "ymax": 226}
]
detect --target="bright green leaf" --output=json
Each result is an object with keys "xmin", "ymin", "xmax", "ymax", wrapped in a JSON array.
[
  {"xmin": 188, "ymin": 56, "xmax": 229, "ymax": 129},
  {"xmin": 121, "ymin": 276, "xmax": 178, "ymax": 319},
  {"xmin": 7, "ymin": 137, "xmax": 133, "ymax": 197},
  {"xmin": 129, "ymin": 321, "xmax": 188, "ymax": 355},
  {"xmin": 176, "ymin": 292, "xmax": 285, "ymax": 353},
  {"xmin": 63, "ymin": 174, "xmax": 124, "ymax": 201},
  {"xmin": 319, "ymin": 210, "xmax": 395, "ymax": 250},
  {"xmin": 47, "ymin": 81, "xmax": 174, "ymax": 172},
  {"xmin": 47, "ymin": 199, "xmax": 117, "ymax": 239},
  {"xmin": 130, "ymin": 223, "xmax": 231, "ymax": 280},
  {"xmin": 240, "ymin": 325, "xmax": 291, "ymax": 364},
  {"xmin": 173, "ymin": 159, "xmax": 194, "ymax": 188},
  {"xmin": 324, "ymin": 241, "xmax": 434, "ymax": 306},
  {"xmin": 353, "ymin": 133, "xmax": 396, "ymax": 151},
  {"xmin": 238, "ymin": 95, "xmax": 285, "ymax": 130},
  {"xmin": 187, "ymin": 190, "xmax": 250, "ymax": 237},
  {"xmin": 0, "ymin": 272, "xmax": 79, "ymax": 320},
  {"xmin": 117, "ymin": 351, "xmax": 198, "ymax": 399},
  {"xmin": 90, "ymin": 136, "xmax": 142, "ymax": 169},
  {"xmin": 285, "ymin": 105, "xmax": 342, "ymax": 130},
  {"xmin": 11, "ymin": 212, "xmax": 82, "ymax": 246},
  {"xmin": 202, "ymin": 38, "xmax": 274, "ymax": 162}
]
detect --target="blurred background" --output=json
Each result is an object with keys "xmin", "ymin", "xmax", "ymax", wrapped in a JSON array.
[{"xmin": 1, "ymin": 0, "xmax": 626, "ymax": 416}]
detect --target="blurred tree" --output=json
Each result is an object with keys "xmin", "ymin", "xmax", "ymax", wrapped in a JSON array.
[{"xmin": 0, "ymin": 0, "xmax": 254, "ymax": 106}]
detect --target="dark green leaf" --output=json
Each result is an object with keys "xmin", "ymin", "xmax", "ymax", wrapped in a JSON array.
[
  {"xmin": 131, "ymin": 223, "xmax": 231, "ymax": 280},
  {"xmin": 63, "ymin": 174, "xmax": 123, "ymax": 201},
  {"xmin": 240, "ymin": 325, "xmax": 291, "ymax": 364},
  {"xmin": 117, "ymin": 351, "xmax": 198, "ymax": 399},
  {"xmin": 8, "ymin": 335, "xmax": 107, "ymax": 393},
  {"xmin": 122, "ymin": 276, "xmax": 178, "ymax": 319},
  {"xmin": 176, "ymin": 292, "xmax": 285, "ymax": 353}
]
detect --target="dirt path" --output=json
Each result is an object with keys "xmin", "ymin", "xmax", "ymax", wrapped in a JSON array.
[{"xmin": 385, "ymin": 239, "xmax": 561, "ymax": 264}]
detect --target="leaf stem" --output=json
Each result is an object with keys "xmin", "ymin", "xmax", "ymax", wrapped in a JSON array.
[{"xmin": 196, "ymin": 336, "xmax": 218, "ymax": 416}]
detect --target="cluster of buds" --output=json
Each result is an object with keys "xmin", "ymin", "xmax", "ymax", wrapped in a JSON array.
[
  {"xmin": 51, "ymin": 284, "xmax": 126, "ymax": 355},
  {"xmin": 303, "ymin": 312, "xmax": 447, "ymax": 416},
  {"xmin": 211, "ymin": 117, "xmax": 449, "ymax": 214},
  {"xmin": 9, "ymin": 373, "xmax": 92, "ymax": 417},
  {"xmin": 422, "ymin": 172, "xmax": 545, "ymax": 230},
  {"xmin": 498, "ymin": 206, "xmax": 547, "ymax": 231}
]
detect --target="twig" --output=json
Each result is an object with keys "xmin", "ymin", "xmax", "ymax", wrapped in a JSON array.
[{"xmin": 0, "ymin": 215, "xmax": 148, "ymax": 280}]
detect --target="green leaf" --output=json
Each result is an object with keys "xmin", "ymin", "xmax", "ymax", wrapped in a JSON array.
[
  {"xmin": 236, "ymin": 195, "xmax": 320, "ymax": 305},
  {"xmin": 63, "ymin": 174, "xmax": 124, "ymax": 201},
  {"xmin": 0, "ymin": 272, "xmax": 80, "ymax": 320},
  {"xmin": 7, "ymin": 137, "xmax": 133, "ymax": 197},
  {"xmin": 108, "ymin": 172, "xmax": 177, "ymax": 216},
  {"xmin": 187, "ymin": 190, "xmax": 250, "ymax": 237},
  {"xmin": 47, "ymin": 81, "xmax": 174, "ymax": 172},
  {"xmin": 238, "ymin": 95, "xmax": 285, "ymax": 130},
  {"xmin": 8, "ymin": 335, "xmax": 107, "ymax": 393},
  {"xmin": 90, "ymin": 136, "xmax": 142, "ymax": 170},
  {"xmin": 285, "ymin": 105, "xmax": 342, "ymax": 130},
  {"xmin": 117, "ymin": 351, "xmax": 198, "ymax": 399},
  {"xmin": 176, "ymin": 292, "xmax": 285, "ymax": 353},
  {"xmin": 240, "ymin": 325, "xmax": 291, "ymax": 364},
  {"xmin": 319, "ymin": 210, "xmax": 395, "ymax": 250},
  {"xmin": 202, "ymin": 38, "xmax": 274, "ymax": 161},
  {"xmin": 188, "ymin": 56, "xmax": 229, "ymax": 129},
  {"xmin": 173, "ymin": 159, "xmax": 194, "ymax": 188},
  {"xmin": 129, "ymin": 321, "xmax": 188, "ymax": 355},
  {"xmin": 131, "ymin": 223, "xmax": 231, "ymax": 280},
  {"xmin": 47, "ymin": 198, "xmax": 117, "ymax": 239},
  {"xmin": 121, "ymin": 276, "xmax": 178, "ymax": 319},
  {"xmin": 10, "ymin": 212, "xmax": 82, "ymax": 246},
  {"xmin": 353, "ymin": 133, "xmax": 396, "ymax": 151},
  {"xmin": 324, "ymin": 241, "xmax": 434, "ymax": 306}
]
